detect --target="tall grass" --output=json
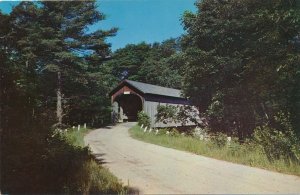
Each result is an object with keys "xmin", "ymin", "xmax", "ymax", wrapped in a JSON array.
[
  {"xmin": 65, "ymin": 127, "xmax": 91, "ymax": 147},
  {"xmin": 64, "ymin": 127, "xmax": 128, "ymax": 194},
  {"xmin": 129, "ymin": 125, "xmax": 300, "ymax": 176}
]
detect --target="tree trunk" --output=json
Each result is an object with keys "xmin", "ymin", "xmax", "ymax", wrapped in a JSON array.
[
  {"xmin": 57, "ymin": 71, "xmax": 63, "ymax": 125},
  {"xmin": 260, "ymin": 102, "xmax": 269, "ymax": 121}
]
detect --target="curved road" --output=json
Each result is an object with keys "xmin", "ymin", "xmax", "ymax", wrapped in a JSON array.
[{"xmin": 84, "ymin": 122, "xmax": 300, "ymax": 194}]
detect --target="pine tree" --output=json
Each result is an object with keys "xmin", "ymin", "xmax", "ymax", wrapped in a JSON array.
[{"xmin": 8, "ymin": 1, "xmax": 117, "ymax": 126}]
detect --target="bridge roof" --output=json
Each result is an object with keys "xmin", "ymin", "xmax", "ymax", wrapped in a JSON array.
[{"xmin": 110, "ymin": 79, "xmax": 183, "ymax": 98}]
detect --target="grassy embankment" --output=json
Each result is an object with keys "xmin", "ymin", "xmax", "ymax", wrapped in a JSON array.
[
  {"xmin": 129, "ymin": 125, "xmax": 300, "ymax": 176},
  {"xmin": 64, "ymin": 127, "xmax": 128, "ymax": 194}
]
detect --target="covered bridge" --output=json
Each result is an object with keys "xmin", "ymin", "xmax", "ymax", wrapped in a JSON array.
[{"xmin": 109, "ymin": 79, "xmax": 197, "ymax": 128}]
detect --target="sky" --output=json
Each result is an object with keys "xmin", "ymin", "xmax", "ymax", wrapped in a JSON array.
[{"xmin": 0, "ymin": 0, "xmax": 196, "ymax": 51}]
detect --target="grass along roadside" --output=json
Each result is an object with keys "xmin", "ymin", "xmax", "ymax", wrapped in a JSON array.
[
  {"xmin": 63, "ymin": 127, "xmax": 129, "ymax": 194},
  {"xmin": 65, "ymin": 127, "xmax": 92, "ymax": 147},
  {"xmin": 129, "ymin": 125, "xmax": 300, "ymax": 176}
]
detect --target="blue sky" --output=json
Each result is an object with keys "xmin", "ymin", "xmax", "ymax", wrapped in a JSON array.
[{"xmin": 0, "ymin": 0, "xmax": 196, "ymax": 51}]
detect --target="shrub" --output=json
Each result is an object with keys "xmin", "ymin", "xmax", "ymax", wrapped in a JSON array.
[
  {"xmin": 155, "ymin": 128, "xmax": 181, "ymax": 136},
  {"xmin": 211, "ymin": 132, "xmax": 227, "ymax": 147},
  {"xmin": 155, "ymin": 105, "xmax": 178, "ymax": 124},
  {"xmin": 254, "ymin": 111, "xmax": 300, "ymax": 162},
  {"xmin": 156, "ymin": 128, "xmax": 168, "ymax": 135},
  {"xmin": 170, "ymin": 128, "xmax": 181, "ymax": 137},
  {"xmin": 254, "ymin": 125, "xmax": 300, "ymax": 162},
  {"xmin": 192, "ymin": 127, "xmax": 208, "ymax": 139},
  {"xmin": 137, "ymin": 111, "xmax": 151, "ymax": 127}
]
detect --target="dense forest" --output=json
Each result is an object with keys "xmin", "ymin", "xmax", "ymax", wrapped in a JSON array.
[
  {"xmin": 0, "ymin": 1, "xmax": 121, "ymax": 193},
  {"xmin": 181, "ymin": 0, "xmax": 300, "ymax": 139},
  {"xmin": 1, "ymin": 0, "xmax": 299, "ymax": 193}
]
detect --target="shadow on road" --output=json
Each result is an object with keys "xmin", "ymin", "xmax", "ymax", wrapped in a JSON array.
[
  {"xmin": 91, "ymin": 152, "xmax": 141, "ymax": 194},
  {"xmin": 92, "ymin": 153, "xmax": 108, "ymax": 165}
]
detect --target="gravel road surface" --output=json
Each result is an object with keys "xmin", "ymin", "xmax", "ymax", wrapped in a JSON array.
[{"xmin": 84, "ymin": 122, "xmax": 300, "ymax": 194}]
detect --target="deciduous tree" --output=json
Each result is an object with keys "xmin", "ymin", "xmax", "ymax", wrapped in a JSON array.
[{"xmin": 182, "ymin": 0, "xmax": 300, "ymax": 137}]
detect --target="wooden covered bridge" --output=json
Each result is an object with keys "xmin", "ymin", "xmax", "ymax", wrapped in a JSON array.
[{"xmin": 109, "ymin": 80, "xmax": 198, "ymax": 127}]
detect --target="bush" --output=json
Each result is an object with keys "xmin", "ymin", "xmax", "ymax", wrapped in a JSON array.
[
  {"xmin": 156, "ymin": 128, "xmax": 168, "ymax": 135},
  {"xmin": 254, "ymin": 112, "xmax": 300, "ymax": 162},
  {"xmin": 170, "ymin": 128, "xmax": 181, "ymax": 137},
  {"xmin": 254, "ymin": 125, "xmax": 300, "ymax": 162},
  {"xmin": 1, "ymin": 127, "xmax": 126, "ymax": 194},
  {"xmin": 211, "ymin": 132, "xmax": 228, "ymax": 147},
  {"xmin": 192, "ymin": 127, "xmax": 208, "ymax": 139},
  {"xmin": 45, "ymin": 134, "xmax": 93, "ymax": 193},
  {"xmin": 137, "ymin": 111, "xmax": 151, "ymax": 127},
  {"xmin": 155, "ymin": 105, "xmax": 177, "ymax": 124},
  {"xmin": 155, "ymin": 128, "xmax": 181, "ymax": 137}
]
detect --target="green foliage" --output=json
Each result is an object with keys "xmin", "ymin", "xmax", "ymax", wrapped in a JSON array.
[
  {"xmin": 156, "ymin": 128, "xmax": 169, "ymax": 135},
  {"xmin": 155, "ymin": 104, "xmax": 201, "ymax": 127},
  {"xmin": 64, "ymin": 127, "xmax": 90, "ymax": 147},
  {"xmin": 0, "ymin": 1, "xmax": 121, "ymax": 193},
  {"xmin": 43, "ymin": 133, "xmax": 93, "ymax": 193},
  {"xmin": 106, "ymin": 38, "xmax": 183, "ymax": 89},
  {"xmin": 1, "ymin": 126, "xmax": 125, "ymax": 193},
  {"xmin": 63, "ymin": 129, "xmax": 125, "ymax": 193},
  {"xmin": 181, "ymin": 0, "xmax": 300, "ymax": 138},
  {"xmin": 254, "ymin": 126, "xmax": 298, "ymax": 161},
  {"xmin": 169, "ymin": 128, "xmax": 181, "ymax": 137},
  {"xmin": 137, "ymin": 111, "xmax": 151, "ymax": 127},
  {"xmin": 86, "ymin": 160, "xmax": 125, "ymax": 194},
  {"xmin": 254, "ymin": 112, "xmax": 300, "ymax": 162},
  {"xmin": 156, "ymin": 128, "xmax": 181, "ymax": 137},
  {"xmin": 155, "ymin": 105, "xmax": 178, "ymax": 124},
  {"xmin": 5, "ymin": 1, "xmax": 118, "ymax": 127},
  {"xmin": 211, "ymin": 132, "xmax": 228, "ymax": 148}
]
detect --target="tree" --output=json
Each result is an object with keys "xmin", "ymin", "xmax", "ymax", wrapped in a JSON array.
[
  {"xmin": 107, "ymin": 42, "xmax": 151, "ymax": 80},
  {"xmin": 1, "ymin": 1, "xmax": 118, "ymax": 192},
  {"xmin": 8, "ymin": 1, "xmax": 118, "ymax": 127},
  {"xmin": 182, "ymin": 0, "xmax": 300, "ymax": 137},
  {"xmin": 107, "ymin": 38, "xmax": 184, "ymax": 88},
  {"xmin": 39, "ymin": 1, "xmax": 117, "ymax": 126}
]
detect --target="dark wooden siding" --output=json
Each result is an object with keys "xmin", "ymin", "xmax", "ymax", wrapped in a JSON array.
[{"xmin": 144, "ymin": 94, "xmax": 190, "ymax": 105}]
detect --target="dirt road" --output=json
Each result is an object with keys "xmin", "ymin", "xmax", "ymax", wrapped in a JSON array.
[{"xmin": 84, "ymin": 122, "xmax": 300, "ymax": 194}]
